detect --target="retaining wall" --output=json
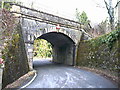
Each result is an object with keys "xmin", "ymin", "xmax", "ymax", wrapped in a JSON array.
[{"xmin": 76, "ymin": 30, "xmax": 120, "ymax": 78}]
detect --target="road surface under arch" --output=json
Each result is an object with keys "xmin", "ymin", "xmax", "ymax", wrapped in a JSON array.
[{"xmin": 25, "ymin": 59, "xmax": 117, "ymax": 88}]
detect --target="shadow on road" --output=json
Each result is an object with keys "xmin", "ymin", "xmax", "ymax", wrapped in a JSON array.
[{"xmin": 33, "ymin": 58, "xmax": 64, "ymax": 68}]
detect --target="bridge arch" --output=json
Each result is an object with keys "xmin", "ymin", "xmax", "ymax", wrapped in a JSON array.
[
  {"xmin": 36, "ymin": 32, "xmax": 76, "ymax": 65},
  {"xmin": 8, "ymin": 3, "xmax": 92, "ymax": 70}
]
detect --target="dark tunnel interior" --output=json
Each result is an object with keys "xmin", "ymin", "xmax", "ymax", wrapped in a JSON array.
[{"xmin": 37, "ymin": 32, "xmax": 76, "ymax": 65}]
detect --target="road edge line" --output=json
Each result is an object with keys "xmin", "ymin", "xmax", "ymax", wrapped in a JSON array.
[{"xmin": 18, "ymin": 71, "xmax": 37, "ymax": 89}]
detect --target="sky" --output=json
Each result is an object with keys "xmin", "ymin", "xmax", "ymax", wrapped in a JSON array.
[{"xmin": 15, "ymin": 0, "xmax": 118, "ymax": 25}]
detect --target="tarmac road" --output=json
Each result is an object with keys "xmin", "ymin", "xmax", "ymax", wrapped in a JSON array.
[{"xmin": 25, "ymin": 58, "xmax": 117, "ymax": 88}]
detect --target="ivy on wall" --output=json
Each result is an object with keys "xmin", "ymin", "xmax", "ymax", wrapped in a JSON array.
[
  {"xmin": 77, "ymin": 30, "xmax": 120, "ymax": 77},
  {"xmin": 89, "ymin": 30, "xmax": 120, "ymax": 50}
]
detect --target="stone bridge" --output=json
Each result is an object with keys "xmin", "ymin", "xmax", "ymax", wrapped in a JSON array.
[{"xmin": 10, "ymin": 3, "xmax": 92, "ymax": 70}]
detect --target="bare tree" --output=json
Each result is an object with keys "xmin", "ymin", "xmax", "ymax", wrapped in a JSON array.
[
  {"xmin": 104, "ymin": 0, "xmax": 120, "ymax": 30},
  {"xmin": 93, "ymin": 0, "xmax": 120, "ymax": 30}
]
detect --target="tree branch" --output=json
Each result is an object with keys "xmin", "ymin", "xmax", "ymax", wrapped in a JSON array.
[
  {"xmin": 104, "ymin": 0, "xmax": 109, "ymax": 11},
  {"xmin": 114, "ymin": 1, "xmax": 120, "ymax": 8}
]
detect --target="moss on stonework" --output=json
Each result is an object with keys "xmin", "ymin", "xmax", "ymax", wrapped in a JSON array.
[
  {"xmin": 2, "ymin": 24, "xmax": 29, "ymax": 88},
  {"xmin": 87, "ymin": 30, "xmax": 120, "ymax": 50},
  {"xmin": 76, "ymin": 30, "xmax": 120, "ymax": 77}
]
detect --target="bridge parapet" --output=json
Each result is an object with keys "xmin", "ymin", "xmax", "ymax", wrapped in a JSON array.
[
  {"xmin": 10, "ymin": 3, "xmax": 81, "ymax": 30},
  {"xmin": 8, "ymin": 2, "xmax": 92, "ymax": 42}
]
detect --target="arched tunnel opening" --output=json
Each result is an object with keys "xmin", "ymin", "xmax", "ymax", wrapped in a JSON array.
[{"xmin": 33, "ymin": 32, "xmax": 76, "ymax": 66}]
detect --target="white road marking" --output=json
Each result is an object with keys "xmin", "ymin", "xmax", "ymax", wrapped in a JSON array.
[{"xmin": 17, "ymin": 72, "xmax": 37, "ymax": 90}]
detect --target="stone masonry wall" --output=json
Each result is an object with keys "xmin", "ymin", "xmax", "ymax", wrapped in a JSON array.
[
  {"xmin": 2, "ymin": 24, "xmax": 29, "ymax": 88},
  {"xmin": 76, "ymin": 30, "xmax": 120, "ymax": 78}
]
